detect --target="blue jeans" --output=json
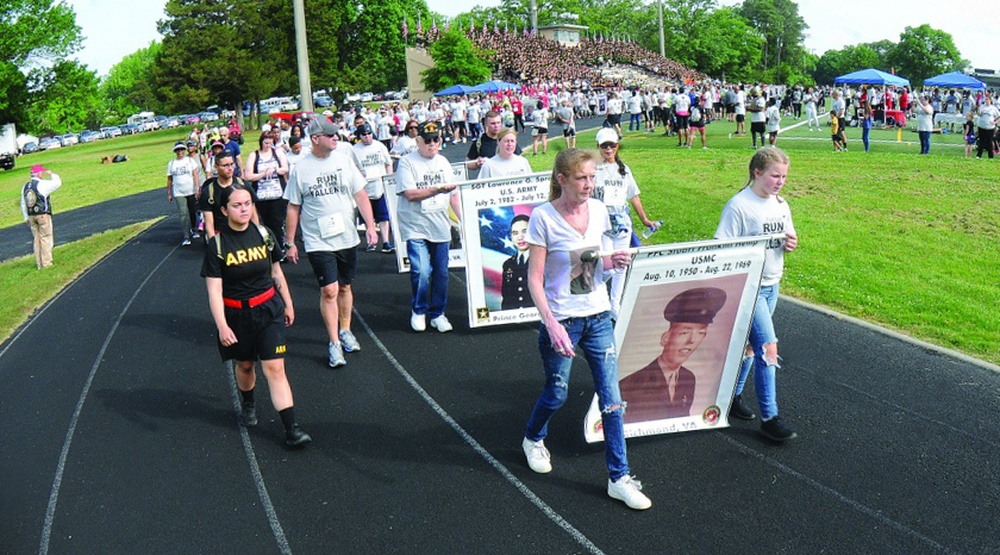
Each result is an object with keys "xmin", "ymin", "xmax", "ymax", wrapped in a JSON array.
[
  {"xmin": 407, "ymin": 239, "xmax": 449, "ymax": 318},
  {"xmin": 862, "ymin": 127, "xmax": 870, "ymax": 152},
  {"xmin": 629, "ymin": 113, "xmax": 641, "ymax": 130},
  {"xmin": 918, "ymin": 131, "xmax": 931, "ymax": 154},
  {"xmin": 734, "ymin": 284, "xmax": 780, "ymax": 420},
  {"xmin": 524, "ymin": 311, "xmax": 629, "ymax": 481}
]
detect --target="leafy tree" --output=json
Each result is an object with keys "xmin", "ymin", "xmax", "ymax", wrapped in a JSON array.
[
  {"xmin": 0, "ymin": 0, "xmax": 81, "ymax": 125},
  {"xmin": 26, "ymin": 60, "xmax": 103, "ymax": 133},
  {"xmin": 887, "ymin": 24, "xmax": 967, "ymax": 85},
  {"xmin": 101, "ymin": 42, "xmax": 163, "ymax": 124},
  {"xmin": 814, "ymin": 44, "xmax": 882, "ymax": 85},
  {"xmin": 421, "ymin": 27, "xmax": 492, "ymax": 92},
  {"xmin": 739, "ymin": 0, "xmax": 809, "ymax": 82}
]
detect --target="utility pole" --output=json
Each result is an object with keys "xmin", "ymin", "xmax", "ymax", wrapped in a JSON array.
[
  {"xmin": 530, "ymin": 0, "xmax": 537, "ymax": 34},
  {"xmin": 657, "ymin": 0, "xmax": 665, "ymax": 57},
  {"xmin": 293, "ymin": 0, "xmax": 314, "ymax": 113}
]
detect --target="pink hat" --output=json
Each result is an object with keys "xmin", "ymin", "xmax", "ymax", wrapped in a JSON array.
[{"xmin": 31, "ymin": 164, "xmax": 47, "ymax": 174}]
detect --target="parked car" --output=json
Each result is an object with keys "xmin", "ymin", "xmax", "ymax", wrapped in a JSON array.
[
  {"xmin": 80, "ymin": 130, "xmax": 101, "ymax": 143},
  {"xmin": 22, "ymin": 141, "xmax": 38, "ymax": 154},
  {"xmin": 200, "ymin": 111, "xmax": 219, "ymax": 122},
  {"xmin": 314, "ymin": 95, "xmax": 334, "ymax": 108},
  {"xmin": 119, "ymin": 123, "xmax": 139, "ymax": 135},
  {"xmin": 39, "ymin": 137, "xmax": 61, "ymax": 150},
  {"xmin": 346, "ymin": 93, "xmax": 362, "ymax": 103},
  {"xmin": 360, "ymin": 92, "xmax": 374, "ymax": 102},
  {"xmin": 165, "ymin": 116, "xmax": 180, "ymax": 128},
  {"xmin": 183, "ymin": 114, "xmax": 202, "ymax": 125},
  {"xmin": 58, "ymin": 134, "xmax": 75, "ymax": 147},
  {"xmin": 153, "ymin": 115, "xmax": 168, "ymax": 129},
  {"xmin": 100, "ymin": 126, "xmax": 121, "ymax": 138}
]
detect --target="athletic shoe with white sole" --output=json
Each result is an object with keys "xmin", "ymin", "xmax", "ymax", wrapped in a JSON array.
[
  {"xmin": 328, "ymin": 342, "xmax": 346, "ymax": 368},
  {"xmin": 339, "ymin": 329, "xmax": 361, "ymax": 353},
  {"xmin": 429, "ymin": 314, "xmax": 453, "ymax": 333},
  {"xmin": 608, "ymin": 475, "xmax": 652, "ymax": 510},
  {"xmin": 410, "ymin": 311, "xmax": 426, "ymax": 332},
  {"xmin": 522, "ymin": 437, "xmax": 552, "ymax": 473}
]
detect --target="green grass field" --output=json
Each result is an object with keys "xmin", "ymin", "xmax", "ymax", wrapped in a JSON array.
[{"xmin": 3, "ymin": 115, "xmax": 998, "ymax": 363}]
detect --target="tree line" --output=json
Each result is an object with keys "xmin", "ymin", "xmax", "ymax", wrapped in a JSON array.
[{"xmin": 1, "ymin": 0, "xmax": 970, "ymax": 136}]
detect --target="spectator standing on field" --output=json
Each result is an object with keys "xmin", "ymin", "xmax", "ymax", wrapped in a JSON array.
[{"xmin": 21, "ymin": 164, "xmax": 62, "ymax": 269}]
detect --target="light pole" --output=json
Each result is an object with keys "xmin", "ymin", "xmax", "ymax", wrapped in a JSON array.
[
  {"xmin": 657, "ymin": 0, "xmax": 665, "ymax": 57},
  {"xmin": 293, "ymin": 0, "xmax": 314, "ymax": 112}
]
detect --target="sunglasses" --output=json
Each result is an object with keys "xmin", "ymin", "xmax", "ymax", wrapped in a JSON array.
[
  {"xmin": 599, "ymin": 142, "xmax": 618, "ymax": 150},
  {"xmin": 424, "ymin": 136, "xmax": 442, "ymax": 143}
]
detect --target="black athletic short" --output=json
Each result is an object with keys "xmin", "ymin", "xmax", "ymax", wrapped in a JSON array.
[
  {"xmin": 751, "ymin": 121, "xmax": 766, "ymax": 134},
  {"xmin": 307, "ymin": 248, "xmax": 358, "ymax": 288},
  {"xmin": 219, "ymin": 295, "xmax": 286, "ymax": 362}
]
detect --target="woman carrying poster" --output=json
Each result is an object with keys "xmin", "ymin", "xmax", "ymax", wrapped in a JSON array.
[
  {"xmin": 593, "ymin": 128, "xmax": 659, "ymax": 317},
  {"xmin": 520, "ymin": 149, "xmax": 652, "ymax": 510},
  {"xmin": 714, "ymin": 147, "xmax": 799, "ymax": 442}
]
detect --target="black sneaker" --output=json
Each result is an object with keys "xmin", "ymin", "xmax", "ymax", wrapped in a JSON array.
[
  {"xmin": 240, "ymin": 402, "xmax": 257, "ymax": 427},
  {"xmin": 759, "ymin": 416, "xmax": 798, "ymax": 442},
  {"xmin": 285, "ymin": 425, "xmax": 312, "ymax": 447},
  {"xmin": 729, "ymin": 395, "xmax": 756, "ymax": 421}
]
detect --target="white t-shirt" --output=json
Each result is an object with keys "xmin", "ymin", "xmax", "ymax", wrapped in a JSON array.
[
  {"xmin": 390, "ymin": 135, "xmax": 418, "ymax": 158},
  {"xmin": 976, "ymin": 104, "xmax": 1000, "ymax": 130},
  {"xmin": 594, "ymin": 161, "xmax": 639, "ymax": 239},
  {"xmin": 353, "ymin": 140, "xmax": 392, "ymax": 198},
  {"xmin": 249, "ymin": 149, "xmax": 286, "ymax": 201},
  {"xmin": 715, "ymin": 186, "xmax": 795, "ymax": 286},
  {"xmin": 674, "ymin": 93, "xmax": 690, "ymax": 116},
  {"xmin": 167, "ymin": 157, "xmax": 199, "ymax": 197},
  {"xmin": 395, "ymin": 151, "xmax": 456, "ymax": 243},
  {"xmin": 735, "ymin": 91, "xmax": 746, "ymax": 115},
  {"xmin": 285, "ymin": 147, "xmax": 311, "ymax": 170},
  {"xmin": 765, "ymin": 105, "xmax": 781, "ymax": 133},
  {"xmin": 283, "ymin": 150, "xmax": 366, "ymax": 253},
  {"xmin": 750, "ymin": 96, "xmax": 766, "ymax": 122},
  {"xmin": 478, "ymin": 154, "xmax": 533, "ymax": 179},
  {"xmin": 525, "ymin": 200, "xmax": 612, "ymax": 320},
  {"xmin": 532, "ymin": 108, "xmax": 549, "ymax": 130}
]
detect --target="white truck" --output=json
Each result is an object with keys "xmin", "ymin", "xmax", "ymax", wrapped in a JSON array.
[{"xmin": 1, "ymin": 123, "xmax": 17, "ymax": 171}]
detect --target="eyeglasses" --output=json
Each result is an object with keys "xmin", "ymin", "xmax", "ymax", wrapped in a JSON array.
[{"xmin": 599, "ymin": 142, "xmax": 618, "ymax": 150}]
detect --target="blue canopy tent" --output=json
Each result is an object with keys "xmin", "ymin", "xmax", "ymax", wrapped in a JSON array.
[
  {"xmin": 434, "ymin": 84, "xmax": 475, "ymax": 97},
  {"xmin": 471, "ymin": 80, "xmax": 522, "ymax": 93},
  {"xmin": 834, "ymin": 68, "xmax": 910, "ymax": 87},
  {"xmin": 923, "ymin": 71, "xmax": 986, "ymax": 90}
]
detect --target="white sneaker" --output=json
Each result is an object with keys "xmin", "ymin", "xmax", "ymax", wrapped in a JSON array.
[
  {"xmin": 522, "ymin": 437, "xmax": 552, "ymax": 473},
  {"xmin": 410, "ymin": 311, "xmax": 426, "ymax": 332},
  {"xmin": 429, "ymin": 314, "xmax": 453, "ymax": 333},
  {"xmin": 608, "ymin": 475, "xmax": 652, "ymax": 510}
]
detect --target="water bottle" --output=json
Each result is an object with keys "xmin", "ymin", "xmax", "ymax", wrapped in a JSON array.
[{"xmin": 641, "ymin": 220, "xmax": 663, "ymax": 239}]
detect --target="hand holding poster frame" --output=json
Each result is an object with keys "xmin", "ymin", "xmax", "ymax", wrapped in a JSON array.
[
  {"xmin": 382, "ymin": 163, "xmax": 469, "ymax": 273},
  {"xmin": 583, "ymin": 236, "xmax": 775, "ymax": 443},
  {"xmin": 457, "ymin": 171, "xmax": 551, "ymax": 328}
]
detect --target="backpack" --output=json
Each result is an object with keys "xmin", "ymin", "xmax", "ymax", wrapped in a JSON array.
[{"xmin": 213, "ymin": 223, "xmax": 274, "ymax": 260}]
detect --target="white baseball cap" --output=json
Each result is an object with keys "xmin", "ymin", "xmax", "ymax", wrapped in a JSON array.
[{"xmin": 596, "ymin": 128, "xmax": 619, "ymax": 146}]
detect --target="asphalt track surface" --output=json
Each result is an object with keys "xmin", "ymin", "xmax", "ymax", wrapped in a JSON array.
[{"xmin": 3, "ymin": 125, "xmax": 1000, "ymax": 555}]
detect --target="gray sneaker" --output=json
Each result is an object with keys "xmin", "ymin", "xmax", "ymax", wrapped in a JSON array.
[
  {"xmin": 328, "ymin": 342, "xmax": 346, "ymax": 368},
  {"xmin": 339, "ymin": 329, "xmax": 361, "ymax": 353}
]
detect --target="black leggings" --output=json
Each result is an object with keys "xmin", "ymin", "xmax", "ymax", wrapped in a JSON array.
[
  {"xmin": 977, "ymin": 127, "xmax": 995, "ymax": 159},
  {"xmin": 256, "ymin": 198, "xmax": 288, "ymax": 254}
]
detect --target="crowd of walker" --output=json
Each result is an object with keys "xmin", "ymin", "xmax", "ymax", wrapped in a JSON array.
[
  {"xmin": 146, "ymin": 85, "xmax": 811, "ymax": 511},
  {"xmin": 19, "ymin": 31, "xmax": 998, "ymax": 511}
]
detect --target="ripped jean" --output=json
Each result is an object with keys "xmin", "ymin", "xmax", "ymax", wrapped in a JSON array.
[
  {"xmin": 525, "ymin": 310, "xmax": 629, "ymax": 481},
  {"xmin": 734, "ymin": 283, "xmax": 780, "ymax": 420}
]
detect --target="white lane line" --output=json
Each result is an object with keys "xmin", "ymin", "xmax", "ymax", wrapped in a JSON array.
[
  {"xmin": 716, "ymin": 433, "xmax": 961, "ymax": 555},
  {"xmin": 222, "ymin": 361, "xmax": 292, "ymax": 555},
  {"xmin": 353, "ymin": 310, "xmax": 606, "ymax": 555},
  {"xmin": 38, "ymin": 244, "xmax": 175, "ymax": 555}
]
